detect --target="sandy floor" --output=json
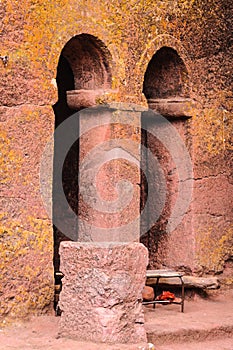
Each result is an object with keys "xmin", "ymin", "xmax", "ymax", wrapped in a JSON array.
[
  {"xmin": 0, "ymin": 289, "xmax": 233, "ymax": 350},
  {"xmin": 145, "ymin": 289, "xmax": 233, "ymax": 349}
]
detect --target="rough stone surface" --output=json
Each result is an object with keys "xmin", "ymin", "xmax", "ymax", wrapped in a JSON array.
[
  {"xmin": 142, "ymin": 286, "xmax": 155, "ymax": 301},
  {"xmin": 58, "ymin": 242, "xmax": 148, "ymax": 343},
  {"xmin": 141, "ymin": 117, "xmax": 195, "ymax": 271},
  {"xmin": 147, "ymin": 98, "xmax": 194, "ymax": 118},
  {"xmin": 0, "ymin": 105, "xmax": 54, "ymax": 322},
  {"xmin": 78, "ymin": 105, "xmax": 141, "ymax": 243},
  {"xmin": 66, "ymin": 89, "xmax": 113, "ymax": 109},
  {"xmin": 0, "ymin": 0, "xmax": 232, "ymax": 321},
  {"xmin": 146, "ymin": 275, "xmax": 220, "ymax": 290}
]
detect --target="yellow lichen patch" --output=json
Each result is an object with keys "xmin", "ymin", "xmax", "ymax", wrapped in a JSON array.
[
  {"xmin": 1, "ymin": 0, "xmax": 232, "ymax": 322},
  {"xmin": 196, "ymin": 226, "xmax": 233, "ymax": 273},
  {"xmin": 0, "ymin": 129, "xmax": 22, "ymax": 184},
  {"xmin": 191, "ymin": 90, "xmax": 233, "ymax": 155},
  {"xmin": 0, "ymin": 217, "xmax": 54, "ymax": 321},
  {"xmin": 0, "ymin": 105, "xmax": 53, "ymax": 194},
  {"xmin": 3, "ymin": 0, "xmax": 201, "ymax": 105}
]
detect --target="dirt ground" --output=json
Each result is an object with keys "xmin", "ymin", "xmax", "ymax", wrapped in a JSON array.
[
  {"xmin": 0, "ymin": 289, "xmax": 233, "ymax": 350},
  {"xmin": 145, "ymin": 288, "xmax": 233, "ymax": 349}
]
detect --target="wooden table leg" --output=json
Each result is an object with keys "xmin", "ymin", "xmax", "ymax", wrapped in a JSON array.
[{"xmin": 180, "ymin": 276, "xmax": 185, "ymax": 312}]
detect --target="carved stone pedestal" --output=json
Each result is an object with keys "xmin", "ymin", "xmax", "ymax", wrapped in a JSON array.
[{"xmin": 58, "ymin": 241, "xmax": 148, "ymax": 344}]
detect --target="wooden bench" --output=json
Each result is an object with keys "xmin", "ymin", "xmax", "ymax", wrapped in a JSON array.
[{"xmin": 143, "ymin": 269, "xmax": 185, "ymax": 312}]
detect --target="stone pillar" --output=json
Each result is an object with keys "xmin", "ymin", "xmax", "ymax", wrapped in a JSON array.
[
  {"xmin": 77, "ymin": 102, "xmax": 143, "ymax": 242},
  {"xmin": 58, "ymin": 91, "xmax": 148, "ymax": 344},
  {"xmin": 58, "ymin": 242, "xmax": 148, "ymax": 343}
]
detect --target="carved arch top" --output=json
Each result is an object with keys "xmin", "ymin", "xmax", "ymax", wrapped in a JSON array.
[{"xmin": 61, "ymin": 33, "xmax": 112, "ymax": 91}]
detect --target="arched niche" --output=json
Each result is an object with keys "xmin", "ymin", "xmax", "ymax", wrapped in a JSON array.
[
  {"xmin": 52, "ymin": 34, "xmax": 112, "ymax": 283},
  {"xmin": 143, "ymin": 46, "xmax": 192, "ymax": 117},
  {"xmin": 140, "ymin": 47, "xmax": 194, "ymax": 269},
  {"xmin": 61, "ymin": 33, "xmax": 112, "ymax": 110}
]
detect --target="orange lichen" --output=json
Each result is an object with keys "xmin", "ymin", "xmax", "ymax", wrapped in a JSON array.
[
  {"xmin": 196, "ymin": 226, "xmax": 233, "ymax": 273},
  {"xmin": 0, "ymin": 129, "xmax": 22, "ymax": 184},
  {"xmin": 0, "ymin": 217, "xmax": 53, "ymax": 321},
  {"xmin": 0, "ymin": 0, "xmax": 232, "ymax": 321}
]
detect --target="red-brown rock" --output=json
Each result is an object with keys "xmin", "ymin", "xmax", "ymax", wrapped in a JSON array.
[
  {"xmin": 142, "ymin": 286, "xmax": 155, "ymax": 301},
  {"xmin": 58, "ymin": 241, "xmax": 148, "ymax": 344}
]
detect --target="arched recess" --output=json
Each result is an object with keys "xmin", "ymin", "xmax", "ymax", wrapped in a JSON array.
[
  {"xmin": 53, "ymin": 34, "xmax": 112, "ymax": 283},
  {"xmin": 63, "ymin": 34, "xmax": 112, "ymax": 89},
  {"xmin": 143, "ymin": 46, "xmax": 191, "ymax": 117},
  {"xmin": 62, "ymin": 33, "xmax": 112, "ymax": 110},
  {"xmin": 140, "ymin": 46, "xmax": 193, "ymax": 269},
  {"xmin": 143, "ymin": 46, "xmax": 189, "ymax": 99}
]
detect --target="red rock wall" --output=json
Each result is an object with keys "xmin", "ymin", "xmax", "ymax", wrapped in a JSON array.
[{"xmin": 0, "ymin": 0, "xmax": 232, "ymax": 320}]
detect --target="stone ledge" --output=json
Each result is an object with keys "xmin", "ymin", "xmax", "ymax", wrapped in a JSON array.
[
  {"xmin": 147, "ymin": 97, "xmax": 195, "ymax": 118},
  {"xmin": 146, "ymin": 275, "xmax": 220, "ymax": 290},
  {"xmin": 67, "ymin": 89, "xmax": 115, "ymax": 109}
]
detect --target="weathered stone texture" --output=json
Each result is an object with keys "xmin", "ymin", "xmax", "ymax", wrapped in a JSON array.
[
  {"xmin": 0, "ymin": 104, "xmax": 54, "ymax": 321},
  {"xmin": 142, "ymin": 286, "xmax": 154, "ymax": 301},
  {"xmin": 77, "ymin": 105, "xmax": 141, "ymax": 242},
  {"xmin": 0, "ymin": 0, "xmax": 232, "ymax": 321},
  {"xmin": 58, "ymin": 242, "xmax": 148, "ymax": 343}
]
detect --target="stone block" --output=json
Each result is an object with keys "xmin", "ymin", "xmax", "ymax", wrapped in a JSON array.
[
  {"xmin": 142, "ymin": 286, "xmax": 155, "ymax": 301},
  {"xmin": 58, "ymin": 242, "xmax": 148, "ymax": 344}
]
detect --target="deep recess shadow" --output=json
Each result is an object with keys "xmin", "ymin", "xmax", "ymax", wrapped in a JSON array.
[
  {"xmin": 53, "ymin": 54, "xmax": 78, "ymax": 274},
  {"xmin": 143, "ymin": 46, "xmax": 189, "ymax": 100},
  {"xmin": 52, "ymin": 34, "xmax": 112, "ymax": 294},
  {"xmin": 140, "ymin": 46, "xmax": 190, "ymax": 268}
]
